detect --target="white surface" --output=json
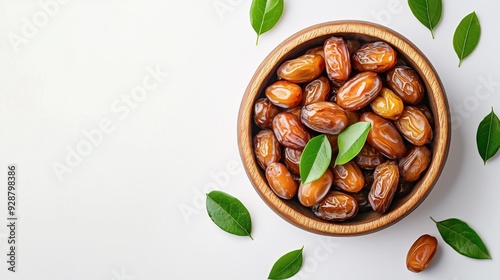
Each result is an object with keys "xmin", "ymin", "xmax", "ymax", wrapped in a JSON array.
[{"xmin": 0, "ymin": 0, "xmax": 499, "ymax": 279}]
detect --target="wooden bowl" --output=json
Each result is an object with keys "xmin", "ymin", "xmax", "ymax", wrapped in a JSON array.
[{"xmin": 237, "ymin": 21, "xmax": 450, "ymax": 236}]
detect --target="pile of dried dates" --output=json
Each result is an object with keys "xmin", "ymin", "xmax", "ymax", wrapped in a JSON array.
[{"xmin": 253, "ymin": 36, "xmax": 433, "ymax": 222}]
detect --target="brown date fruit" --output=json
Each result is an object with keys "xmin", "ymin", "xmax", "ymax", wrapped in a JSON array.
[
  {"xmin": 369, "ymin": 161, "xmax": 399, "ymax": 213},
  {"xmin": 324, "ymin": 36, "xmax": 351, "ymax": 83},
  {"xmin": 395, "ymin": 180, "xmax": 415, "ymax": 198},
  {"xmin": 301, "ymin": 101, "xmax": 348, "ymax": 135},
  {"xmin": 355, "ymin": 143, "xmax": 385, "ymax": 170},
  {"xmin": 399, "ymin": 145, "xmax": 431, "ymax": 182},
  {"xmin": 298, "ymin": 169, "xmax": 333, "ymax": 207},
  {"xmin": 337, "ymin": 72, "xmax": 382, "ymax": 110},
  {"xmin": 416, "ymin": 104, "xmax": 434, "ymax": 128},
  {"xmin": 286, "ymin": 107, "xmax": 302, "ymax": 119},
  {"xmin": 345, "ymin": 110, "xmax": 360, "ymax": 126},
  {"xmin": 350, "ymin": 188, "xmax": 372, "ymax": 212},
  {"xmin": 327, "ymin": 134, "xmax": 339, "ymax": 154},
  {"xmin": 253, "ymin": 129, "xmax": 281, "ymax": 170},
  {"xmin": 406, "ymin": 234, "xmax": 438, "ymax": 273},
  {"xmin": 352, "ymin": 41, "xmax": 397, "ymax": 73},
  {"xmin": 265, "ymin": 80, "xmax": 303, "ymax": 109},
  {"xmin": 265, "ymin": 162, "xmax": 298, "ymax": 199},
  {"xmin": 284, "ymin": 148, "xmax": 302, "ymax": 175},
  {"xmin": 277, "ymin": 54, "xmax": 325, "ymax": 84},
  {"xmin": 346, "ymin": 39, "xmax": 362, "ymax": 55},
  {"xmin": 312, "ymin": 191, "xmax": 359, "ymax": 221},
  {"xmin": 306, "ymin": 46, "xmax": 325, "ymax": 58},
  {"xmin": 331, "ymin": 162, "xmax": 365, "ymax": 193},
  {"xmin": 273, "ymin": 112, "xmax": 311, "ymax": 150},
  {"xmin": 254, "ymin": 98, "xmax": 280, "ymax": 128},
  {"xmin": 370, "ymin": 87, "xmax": 404, "ymax": 120},
  {"xmin": 386, "ymin": 66, "xmax": 424, "ymax": 105},
  {"xmin": 363, "ymin": 171, "xmax": 374, "ymax": 189},
  {"xmin": 360, "ymin": 112, "xmax": 407, "ymax": 159},
  {"xmin": 395, "ymin": 106, "xmax": 433, "ymax": 146},
  {"xmin": 302, "ymin": 76, "xmax": 330, "ymax": 105}
]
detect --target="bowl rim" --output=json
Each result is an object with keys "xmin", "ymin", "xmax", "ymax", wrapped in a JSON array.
[{"xmin": 237, "ymin": 20, "xmax": 451, "ymax": 236}]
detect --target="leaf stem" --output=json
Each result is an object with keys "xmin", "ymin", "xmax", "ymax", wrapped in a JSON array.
[{"xmin": 430, "ymin": 216, "xmax": 437, "ymax": 223}]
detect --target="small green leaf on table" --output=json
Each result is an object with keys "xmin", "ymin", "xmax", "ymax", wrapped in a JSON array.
[
  {"xmin": 250, "ymin": 0, "xmax": 284, "ymax": 45},
  {"xmin": 453, "ymin": 11, "xmax": 481, "ymax": 67},
  {"xmin": 268, "ymin": 247, "xmax": 304, "ymax": 279},
  {"xmin": 206, "ymin": 190, "xmax": 253, "ymax": 239},
  {"xmin": 431, "ymin": 217, "xmax": 491, "ymax": 259},
  {"xmin": 408, "ymin": 0, "xmax": 443, "ymax": 39}
]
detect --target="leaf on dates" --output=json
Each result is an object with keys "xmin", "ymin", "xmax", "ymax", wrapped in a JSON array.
[
  {"xmin": 300, "ymin": 134, "xmax": 332, "ymax": 185},
  {"xmin": 453, "ymin": 11, "xmax": 481, "ymax": 67},
  {"xmin": 250, "ymin": 0, "xmax": 284, "ymax": 45},
  {"xmin": 335, "ymin": 122, "xmax": 371, "ymax": 166},
  {"xmin": 477, "ymin": 108, "xmax": 500, "ymax": 165},
  {"xmin": 431, "ymin": 217, "xmax": 491, "ymax": 259},
  {"xmin": 408, "ymin": 0, "xmax": 442, "ymax": 39},
  {"xmin": 268, "ymin": 247, "xmax": 304, "ymax": 279},
  {"xmin": 206, "ymin": 190, "xmax": 253, "ymax": 239}
]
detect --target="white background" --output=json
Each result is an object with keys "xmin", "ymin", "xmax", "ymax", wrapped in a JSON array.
[{"xmin": 0, "ymin": 0, "xmax": 499, "ymax": 279}]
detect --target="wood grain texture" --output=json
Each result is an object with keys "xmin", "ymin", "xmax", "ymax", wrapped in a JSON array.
[{"xmin": 237, "ymin": 21, "xmax": 450, "ymax": 236}]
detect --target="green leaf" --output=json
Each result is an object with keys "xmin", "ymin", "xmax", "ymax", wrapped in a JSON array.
[
  {"xmin": 206, "ymin": 191, "xmax": 253, "ymax": 239},
  {"xmin": 477, "ymin": 108, "xmax": 500, "ymax": 164},
  {"xmin": 408, "ymin": 0, "xmax": 442, "ymax": 39},
  {"xmin": 431, "ymin": 217, "xmax": 491, "ymax": 259},
  {"xmin": 453, "ymin": 11, "xmax": 481, "ymax": 67},
  {"xmin": 268, "ymin": 247, "xmax": 304, "ymax": 279},
  {"xmin": 250, "ymin": 0, "xmax": 284, "ymax": 45},
  {"xmin": 299, "ymin": 135, "xmax": 332, "ymax": 185},
  {"xmin": 335, "ymin": 122, "xmax": 371, "ymax": 166}
]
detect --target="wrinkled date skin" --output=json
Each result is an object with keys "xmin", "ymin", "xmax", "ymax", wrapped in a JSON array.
[
  {"xmin": 312, "ymin": 191, "xmax": 359, "ymax": 221},
  {"xmin": 350, "ymin": 188, "xmax": 372, "ymax": 213},
  {"xmin": 277, "ymin": 54, "xmax": 325, "ymax": 84},
  {"xmin": 395, "ymin": 180, "xmax": 415, "ymax": 198},
  {"xmin": 265, "ymin": 162, "xmax": 298, "ymax": 199},
  {"xmin": 265, "ymin": 80, "xmax": 303, "ymax": 108},
  {"xmin": 303, "ymin": 76, "xmax": 331, "ymax": 105},
  {"xmin": 406, "ymin": 234, "xmax": 438, "ymax": 273},
  {"xmin": 286, "ymin": 107, "xmax": 302, "ymax": 119},
  {"xmin": 284, "ymin": 147, "xmax": 302, "ymax": 175},
  {"xmin": 355, "ymin": 143, "xmax": 385, "ymax": 170},
  {"xmin": 254, "ymin": 98, "xmax": 280, "ymax": 128},
  {"xmin": 416, "ymin": 104, "xmax": 434, "ymax": 128},
  {"xmin": 253, "ymin": 129, "xmax": 281, "ymax": 170},
  {"xmin": 386, "ymin": 66, "xmax": 424, "ymax": 105},
  {"xmin": 327, "ymin": 134, "xmax": 339, "ymax": 154},
  {"xmin": 352, "ymin": 41, "xmax": 397, "ymax": 73},
  {"xmin": 337, "ymin": 72, "xmax": 382, "ymax": 110},
  {"xmin": 298, "ymin": 169, "xmax": 333, "ymax": 207},
  {"xmin": 301, "ymin": 101, "xmax": 348, "ymax": 135},
  {"xmin": 395, "ymin": 106, "xmax": 433, "ymax": 146},
  {"xmin": 273, "ymin": 112, "xmax": 311, "ymax": 150},
  {"xmin": 331, "ymin": 162, "xmax": 365, "ymax": 193},
  {"xmin": 324, "ymin": 36, "xmax": 351, "ymax": 83},
  {"xmin": 360, "ymin": 112, "xmax": 407, "ymax": 159},
  {"xmin": 306, "ymin": 46, "xmax": 325, "ymax": 58},
  {"xmin": 369, "ymin": 161, "xmax": 399, "ymax": 213},
  {"xmin": 370, "ymin": 87, "xmax": 404, "ymax": 120},
  {"xmin": 399, "ymin": 145, "xmax": 431, "ymax": 182}
]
